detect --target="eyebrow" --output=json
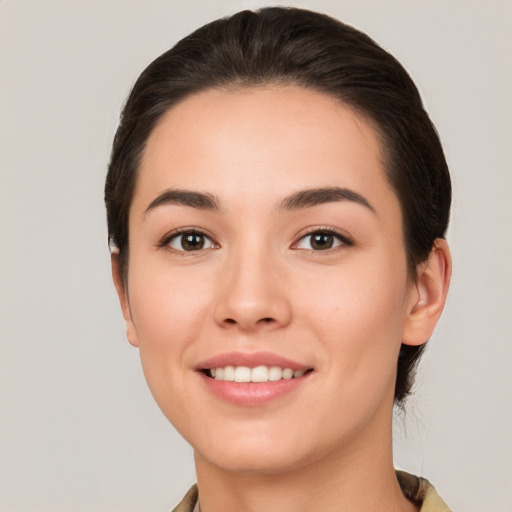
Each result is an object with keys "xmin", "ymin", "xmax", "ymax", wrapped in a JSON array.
[
  {"xmin": 144, "ymin": 189, "xmax": 220, "ymax": 214},
  {"xmin": 144, "ymin": 186, "xmax": 375, "ymax": 215},
  {"xmin": 279, "ymin": 187, "xmax": 375, "ymax": 213}
]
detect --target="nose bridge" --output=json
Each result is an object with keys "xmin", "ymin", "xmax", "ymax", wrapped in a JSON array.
[{"xmin": 214, "ymin": 235, "xmax": 291, "ymax": 330}]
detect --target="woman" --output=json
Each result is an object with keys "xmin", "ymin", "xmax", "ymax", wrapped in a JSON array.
[{"xmin": 105, "ymin": 7, "xmax": 451, "ymax": 511}]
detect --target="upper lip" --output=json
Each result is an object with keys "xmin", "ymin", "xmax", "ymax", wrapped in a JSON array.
[{"xmin": 196, "ymin": 351, "xmax": 311, "ymax": 371}]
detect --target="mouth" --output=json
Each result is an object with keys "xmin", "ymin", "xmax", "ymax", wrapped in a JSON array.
[
  {"xmin": 202, "ymin": 365, "xmax": 313, "ymax": 382},
  {"xmin": 196, "ymin": 352, "xmax": 314, "ymax": 405}
]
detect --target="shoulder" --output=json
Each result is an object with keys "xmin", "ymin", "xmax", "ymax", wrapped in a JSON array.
[
  {"xmin": 396, "ymin": 470, "xmax": 451, "ymax": 512},
  {"xmin": 171, "ymin": 484, "xmax": 198, "ymax": 512},
  {"xmin": 172, "ymin": 475, "xmax": 451, "ymax": 512}
]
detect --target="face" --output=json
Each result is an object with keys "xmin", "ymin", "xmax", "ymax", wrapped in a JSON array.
[{"xmin": 118, "ymin": 86, "xmax": 421, "ymax": 474}]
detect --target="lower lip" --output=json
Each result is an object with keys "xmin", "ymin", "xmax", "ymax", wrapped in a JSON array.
[{"xmin": 199, "ymin": 372, "xmax": 310, "ymax": 406}]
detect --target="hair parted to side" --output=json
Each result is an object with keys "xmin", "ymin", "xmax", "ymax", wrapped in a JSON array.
[{"xmin": 105, "ymin": 7, "xmax": 451, "ymax": 406}]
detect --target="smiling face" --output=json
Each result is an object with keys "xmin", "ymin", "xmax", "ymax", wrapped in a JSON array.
[{"xmin": 115, "ymin": 85, "xmax": 422, "ymax": 473}]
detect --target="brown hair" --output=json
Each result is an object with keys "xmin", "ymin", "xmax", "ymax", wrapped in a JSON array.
[{"xmin": 105, "ymin": 7, "xmax": 451, "ymax": 405}]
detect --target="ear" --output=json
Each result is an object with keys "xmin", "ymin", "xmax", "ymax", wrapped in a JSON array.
[
  {"xmin": 111, "ymin": 251, "xmax": 139, "ymax": 347},
  {"xmin": 402, "ymin": 238, "xmax": 452, "ymax": 346}
]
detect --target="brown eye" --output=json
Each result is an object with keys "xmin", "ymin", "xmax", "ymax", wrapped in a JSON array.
[
  {"xmin": 295, "ymin": 230, "xmax": 350, "ymax": 251},
  {"xmin": 167, "ymin": 231, "xmax": 215, "ymax": 252},
  {"xmin": 310, "ymin": 233, "xmax": 334, "ymax": 250}
]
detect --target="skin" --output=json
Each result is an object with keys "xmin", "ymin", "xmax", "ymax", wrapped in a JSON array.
[{"xmin": 112, "ymin": 86, "xmax": 451, "ymax": 512}]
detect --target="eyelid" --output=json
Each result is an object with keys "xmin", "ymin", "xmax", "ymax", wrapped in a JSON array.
[
  {"xmin": 291, "ymin": 226, "xmax": 354, "ymax": 250},
  {"xmin": 158, "ymin": 225, "xmax": 352, "ymax": 253},
  {"xmin": 159, "ymin": 227, "xmax": 219, "ymax": 252}
]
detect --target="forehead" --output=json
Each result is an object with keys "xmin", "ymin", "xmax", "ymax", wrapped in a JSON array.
[{"xmin": 134, "ymin": 85, "xmax": 397, "ymax": 216}]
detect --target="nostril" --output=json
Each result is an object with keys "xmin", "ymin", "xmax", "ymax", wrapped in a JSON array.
[{"xmin": 222, "ymin": 317, "xmax": 275, "ymax": 326}]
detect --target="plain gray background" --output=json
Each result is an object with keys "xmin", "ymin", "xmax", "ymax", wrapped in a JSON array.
[{"xmin": 1, "ymin": 1, "xmax": 511, "ymax": 511}]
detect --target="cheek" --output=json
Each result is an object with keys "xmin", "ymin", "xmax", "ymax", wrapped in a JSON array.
[
  {"xmin": 297, "ymin": 253, "xmax": 408, "ymax": 330},
  {"xmin": 125, "ymin": 261, "xmax": 220, "ymax": 433},
  {"xmin": 296, "ymin": 256, "xmax": 409, "ymax": 388},
  {"xmin": 133, "ymin": 285, "xmax": 208, "ymax": 336},
  {"xmin": 127, "ymin": 257, "xmax": 213, "ymax": 379}
]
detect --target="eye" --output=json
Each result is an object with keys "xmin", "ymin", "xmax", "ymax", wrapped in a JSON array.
[
  {"xmin": 294, "ymin": 230, "xmax": 352, "ymax": 251},
  {"xmin": 165, "ymin": 230, "xmax": 216, "ymax": 252}
]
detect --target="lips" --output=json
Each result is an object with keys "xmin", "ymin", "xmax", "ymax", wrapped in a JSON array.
[
  {"xmin": 196, "ymin": 351, "xmax": 313, "ymax": 406},
  {"xmin": 197, "ymin": 351, "xmax": 310, "ymax": 372}
]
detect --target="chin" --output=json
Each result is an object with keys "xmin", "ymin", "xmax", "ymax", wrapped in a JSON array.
[
  {"xmin": 196, "ymin": 443, "xmax": 312, "ymax": 475},
  {"xmin": 189, "ymin": 421, "xmax": 343, "ymax": 477}
]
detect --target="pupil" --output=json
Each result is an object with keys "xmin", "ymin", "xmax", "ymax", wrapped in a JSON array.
[
  {"xmin": 182, "ymin": 233, "xmax": 204, "ymax": 251},
  {"xmin": 312, "ymin": 233, "xmax": 333, "ymax": 250}
]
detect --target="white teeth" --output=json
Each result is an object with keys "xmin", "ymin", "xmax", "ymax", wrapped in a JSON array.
[
  {"xmin": 234, "ymin": 366, "xmax": 251, "ymax": 382},
  {"xmin": 282, "ymin": 368, "xmax": 294, "ymax": 380},
  {"xmin": 251, "ymin": 365, "xmax": 269, "ymax": 382},
  {"xmin": 223, "ymin": 365, "xmax": 235, "ymax": 381},
  {"xmin": 210, "ymin": 365, "xmax": 307, "ymax": 382},
  {"xmin": 268, "ymin": 366, "xmax": 283, "ymax": 381}
]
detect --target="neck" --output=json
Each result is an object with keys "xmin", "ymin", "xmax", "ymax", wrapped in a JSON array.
[{"xmin": 194, "ymin": 406, "xmax": 417, "ymax": 512}]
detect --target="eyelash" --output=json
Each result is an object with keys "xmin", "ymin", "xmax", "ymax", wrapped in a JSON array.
[
  {"xmin": 159, "ymin": 228, "xmax": 218, "ymax": 254},
  {"xmin": 292, "ymin": 227, "xmax": 354, "ymax": 253},
  {"xmin": 159, "ymin": 227, "xmax": 353, "ymax": 254}
]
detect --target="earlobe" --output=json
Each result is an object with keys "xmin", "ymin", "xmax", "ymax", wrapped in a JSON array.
[
  {"xmin": 111, "ymin": 251, "xmax": 139, "ymax": 347},
  {"xmin": 402, "ymin": 238, "xmax": 452, "ymax": 346}
]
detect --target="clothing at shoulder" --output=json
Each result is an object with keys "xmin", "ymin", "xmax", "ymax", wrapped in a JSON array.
[
  {"xmin": 171, "ymin": 471, "xmax": 451, "ymax": 512},
  {"xmin": 171, "ymin": 484, "xmax": 198, "ymax": 512},
  {"xmin": 396, "ymin": 470, "xmax": 451, "ymax": 511}
]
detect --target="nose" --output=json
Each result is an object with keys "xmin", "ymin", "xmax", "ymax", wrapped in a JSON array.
[{"xmin": 213, "ymin": 248, "xmax": 292, "ymax": 332}]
